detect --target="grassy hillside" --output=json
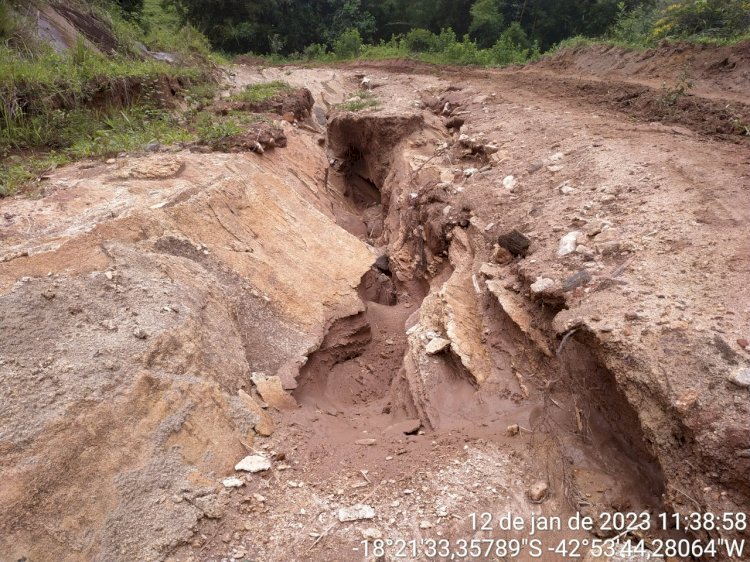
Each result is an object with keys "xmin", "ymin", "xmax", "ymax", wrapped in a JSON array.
[{"xmin": 0, "ymin": 0, "xmax": 218, "ymax": 196}]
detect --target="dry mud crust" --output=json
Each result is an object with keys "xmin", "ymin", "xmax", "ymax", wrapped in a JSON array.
[
  {"xmin": 0, "ymin": 122, "xmax": 374, "ymax": 561},
  {"xmin": 346, "ymin": 58, "xmax": 750, "ymax": 142},
  {"xmin": 2, "ymin": 54, "xmax": 750, "ymax": 562},
  {"xmin": 507, "ymin": 71, "xmax": 750, "ymax": 140},
  {"xmin": 533, "ymin": 40, "xmax": 750, "ymax": 100}
]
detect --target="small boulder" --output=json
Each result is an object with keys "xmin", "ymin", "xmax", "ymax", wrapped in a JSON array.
[
  {"xmin": 497, "ymin": 230, "xmax": 531, "ymax": 257},
  {"xmin": 729, "ymin": 367, "xmax": 750, "ymax": 388},
  {"xmin": 530, "ymin": 277, "xmax": 554, "ymax": 294},
  {"xmin": 558, "ymin": 231, "xmax": 582, "ymax": 257},
  {"xmin": 528, "ymin": 481, "xmax": 549, "ymax": 502},
  {"xmin": 235, "ymin": 454, "xmax": 271, "ymax": 473}
]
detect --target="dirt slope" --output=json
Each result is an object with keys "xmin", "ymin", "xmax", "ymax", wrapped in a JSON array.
[{"xmin": 1, "ymin": 46, "xmax": 749, "ymax": 562}]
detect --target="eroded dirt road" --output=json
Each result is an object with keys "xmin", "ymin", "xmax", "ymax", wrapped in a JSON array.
[{"xmin": 1, "ymin": 46, "xmax": 749, "ymax": 562}]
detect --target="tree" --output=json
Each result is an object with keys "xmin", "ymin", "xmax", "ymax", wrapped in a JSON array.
[
  {"xmin": 328, "ymin": 0, "xmax": 376, "ymax": 43},
  {"xmin": 469, "ymin": 0, "xmax": 504, "ymax": 47},
  {"xmin": 114, "ymin": 0, "xmax": 144, "ymax": 17}
]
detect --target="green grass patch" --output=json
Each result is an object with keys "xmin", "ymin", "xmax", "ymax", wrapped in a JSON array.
[
  {"xmin": 0, "ymin": 152, "xmax": 70, "ymax": 198},
  {"xmin": 336, "ymin": 91, "xmax": 378, "ymax": 112},
  {"xmin": 231, "ymin": 80, "xmax": 294, "ymax": 103}
]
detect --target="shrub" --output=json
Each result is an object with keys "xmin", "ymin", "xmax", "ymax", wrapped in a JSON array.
[
  {"xmin": 490, "ymin": 23, "xmax": 537, "ymax": 66},
  {"xmin": 333, "ymin": 28, "xmax": 362, "ymax": 59},
  {"xmin": 402, "ymin": 28, "xmax": 438, "ymax": 53},
  {"xmin": 303, "ymin": 43, "xmax": 329, "ymax": 60},
  {"xmin": 608, "ymin": 2, "xmax": 660, "ymax": 46},
  {"xmin": 653, "ymin": 0, "xmax": 750, "ymax": 40}
]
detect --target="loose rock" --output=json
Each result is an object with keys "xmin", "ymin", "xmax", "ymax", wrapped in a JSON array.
[
  {"xmin": 235, "ymin": 454, "xmax": 271, "ymax": 473},
  {"xmin": 558, "ymin": 231, "xmax": 582, "ymax": 257},
  {"xmin": 530, "ymin": 277, "xmax": 554, "ymax": 294},
  {"xmin": 528, "ymin": 481, "xmax": 549, "ymax": 502},
  {"xmin": 502, "ymin": 175, "xmax": 517, "ymax": 192},
  {"xmin": 497, "ymin": 230, "xmax": 531, "ymax": 257},
  {"xmin": 338, "ymin": 504, "xmax": 375, "ymax": 522},
  {"xmin": 729, "ymin": 367, "xmax": 750, "ymax": 388},
  {"xmin": 221, "ymin": 477, "xmax": 244, "ymax": 488},
  {"xmin": 362, "ymin": 528, "xmax": 382, "ymax": 540}
]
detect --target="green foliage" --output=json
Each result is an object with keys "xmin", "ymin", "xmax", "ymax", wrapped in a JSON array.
[
  {"xmin": 403, "ymin": 28, "xmax": 439, "ymax": 53},
  {"xmin": 333, "ymin": 28, "xmax": 363, "ymax": 59},
  {"xmin": 491, "ymin": 23, "xmax": 538, "ymax": 65},
  {"xmin": 0, "ymin": 0, "xmax": 16, "ymax": 40},
  {"xmin": 231, "ymin": 81, "xmax": 293, "ymax": 103},
  {"xmin": 0, "ymin": 153, "xmax": 70, "ymax": 198},
  {"xmin": 657, "ymin": 69, "xmax": 694, "ymax": 113},
  {"xmin": 114, "ymin": 0, "xmax": 145, "ymax": 17},
  {"xmin": 609, "ymin": 2, "xmax": 661, "ymax": 45},
  {"xmin": 303, "ymin": 43, "xmax": 330, "ymax": 61},
  {"xmin": 653, "ymin": 0, "xmax": 750, "ymax": 40},
  {"xmin": 193, "ymin": 110, "xmax": 243, "ymax": 142},
  {"xmin": 469, "ymin": 0, "xmax": 503, "ymax": 48}
]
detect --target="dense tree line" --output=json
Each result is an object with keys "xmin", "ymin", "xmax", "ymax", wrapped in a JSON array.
[
  {"xmin": 156, "ymin": 0, "xmax": 652, "ymax": 54},
  {"xmin": 122, "ymin": 0, "xmax": 748, "ymax": 56}
]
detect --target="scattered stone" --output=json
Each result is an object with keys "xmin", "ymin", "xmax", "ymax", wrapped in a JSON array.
[
  {"xmin": 502, "ymin": 175, "xmax": 517, "ymax": 192},
  {"xmin": 562, "ymin": 270, "xmax": 592, "ymax": 292},
  {"xmin": 238, "ymin": 389, "xmax": 274, "ymax": 436},
  {"xmin": 506, "ymin": 424, "xmax": 520, "ymax": 437},
  {"xmin": 133, "ymin": 327, "xmax": 148, "ymax": 340},
  {"xmin": 42, "ymin": 290, "xmax": 56, "ymax": 300},
  {"xmin": 737, "ymin": 338, "xmax": 748, "ymax": 349},
  {"xmin": 530, "ymin": 277, "xmax": 554, "ymax": 294},
  {"xmin": 425, "ymin": 337, "xmax": 451, "ymax": 355},
  {"xmin": 547, "ymin": 165, "xmax": 564, "ymax": 173},
  {"xmin": 338, "ymin": 504, "xmax": 375, "ymax": 522},
  {"xmin": 386, "ymin": 419, "xmax": 422, "ymax": 435},
  {"xmin": 221, "ymin": 477, "xmax": 244, "ymax": 488},
  {"xmin": 251, "ymin": 372, "xmax": 298, "ymax": 410},
  {"xmin": 527, "ymin": 160, "xmax": 544, "ymax": 174},
  {"xmin": 355, "ymin": 438, "xmax": 377, "ymax": 446},
  {"xmin": 737, "ymin": 449, "xmax": 750, "ymax": 458},
  {"xmin": 106, "ymin": 158, "xmax": 117, "ymax": 164},
  {"xmin": 729, "ymin": 367, "xmax": 750, "ymax": 388},
  {"xmin": 559, "ymin": 183, "xmax": 576, "ymax": 195},
  {"xmin": 253, "ymin": 493, "xmax": 266, "ymax": 502},
  {"xmin": 419, "ymin": 520, "xmax": 433, "ymax": 529},
  {"xmin": 497, "ymin": 229, "xmax": 531, "ymax": 257},
  {"xmin": 445, "ymin": 116, "xmax": 464, "ymax": 129},
  {"xmin": 558, "ymin": 231, "xmax": 582, "ymax": 257},
  {"xmin": 464, "ymin": 167, "xmax": 478, "ymax": 177},
  {"xmin": 145, "ymin": 142, "xmax": 161, "ymax": 152},
  {"xmin": 374, "ymin": 254, "xmax": 390, "ymax": 273},
  {"xmin": 362, "ymin": 528, "xmax": 382, "ymax": 540},
  {"xmin": 234, "ymin": 454, "xmax": 271, "ymax": 473},
  {"xmin": 528, "ymin": 481, "xmax": 549, "ymax": 502}
]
